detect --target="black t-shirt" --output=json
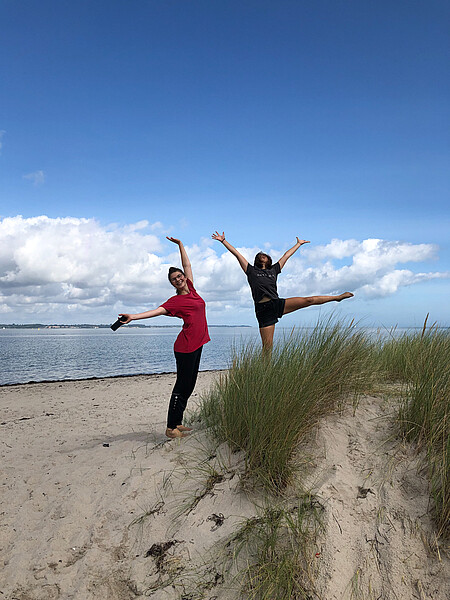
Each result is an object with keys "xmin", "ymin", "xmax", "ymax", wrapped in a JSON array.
[{"xmin": 246, "ymin": 262, "xmax": 281, "ymax": 303}]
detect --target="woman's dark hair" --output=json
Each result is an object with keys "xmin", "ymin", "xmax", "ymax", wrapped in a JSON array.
[
  {"xmin": 168, "ymin": 267, "xmax": 185, "ymax": 294},
  {"xmin": 254, "ymin": 252, "xmax": 272, "ymax": 269}
]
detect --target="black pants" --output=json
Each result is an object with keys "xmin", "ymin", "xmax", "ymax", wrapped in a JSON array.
[{"xmin": 167, "ymin": 346, "xmax": 203, "ymax": 429}]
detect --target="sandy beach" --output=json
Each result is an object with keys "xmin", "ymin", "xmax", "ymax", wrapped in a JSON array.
[{"xmin": 1, "ymin": 373, "xmax": 448, "ymax": 599}]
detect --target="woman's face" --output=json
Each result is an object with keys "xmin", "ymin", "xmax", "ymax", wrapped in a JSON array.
[{"xmin": 169, "ymin": 271, "xmax": 186, "ymax": 290}]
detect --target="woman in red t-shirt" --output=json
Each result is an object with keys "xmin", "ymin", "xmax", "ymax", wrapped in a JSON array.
[{"xmin": 119, "ymin": 237, "xmax": 210, "ymax": 439}]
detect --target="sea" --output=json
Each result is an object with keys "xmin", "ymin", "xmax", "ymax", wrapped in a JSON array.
[
  {"xmin": 1, "ymin": 325, "xmax": 445, "ymax": 387},
  {"xmin": 0, "ymin": 326, "xmax": 260, "ymax": 386}
]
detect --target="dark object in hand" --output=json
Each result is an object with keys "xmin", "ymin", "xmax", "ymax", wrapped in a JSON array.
[{"xmin": 110, "ymin": 316, "xmax": 128, "ymax": 331}]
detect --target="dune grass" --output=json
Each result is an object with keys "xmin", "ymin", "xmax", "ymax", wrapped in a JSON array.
[
  {"xmin": 377, "ymin": 319, "xmax": 450, "ymax": 538},
  {"xmin": 196, "ymin": 317, "xmax": 448, "ymax": 599},
  {"xmin": 224, "ymin": 497, "xmax": 323, "ymax": 600},
  {"xmin": 200, "ymin": 316, "xmax": 449, "ymax": 535},
  {"xmin": 200, "ymin": 317, "xmax": 375, "ymax": 491}
]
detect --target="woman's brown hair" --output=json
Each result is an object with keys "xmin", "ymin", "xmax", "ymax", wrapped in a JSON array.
[{"xmin": 254, "ymin": 252, "xmax": 272, "ymax": 269}]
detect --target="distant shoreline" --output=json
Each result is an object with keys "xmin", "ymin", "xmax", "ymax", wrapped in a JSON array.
[
  {"xmin": 0, "ymin": 324, "xmax": 252, "ymax": 329},
  {"xmin": 1, "ymin": 324, "xmax": 448, "ymax": 330}
]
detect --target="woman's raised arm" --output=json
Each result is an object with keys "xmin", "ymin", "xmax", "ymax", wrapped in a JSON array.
[
  {"xmin": 212, "ymin": 231, "xmax": 248, "ymax": 272},
  {"xmin": 167, "ymin": 237, "xmax": 194, "ymax": 282},
  {"xmin": 278, "ymin": 237, "xmax": 310, "ymax": 269}
]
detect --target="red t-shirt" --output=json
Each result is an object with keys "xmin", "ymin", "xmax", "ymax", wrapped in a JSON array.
[{"xmin": 160, "ymin": 279, "xmax": 210, "ymax": 353}]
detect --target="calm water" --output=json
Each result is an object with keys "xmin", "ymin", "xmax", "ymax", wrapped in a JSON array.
[
  {"xmin": 1, "ymin": 325, "xmax": 443, "ymax": 386},
  {"xmin": 0, "ymin": 327, "xmax": 260, "ymax": 385}
]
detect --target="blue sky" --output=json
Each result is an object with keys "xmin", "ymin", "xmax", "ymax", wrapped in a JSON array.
[{"xmin": 1, "ymin": 1, "xmax": 449, "ymax": 327}]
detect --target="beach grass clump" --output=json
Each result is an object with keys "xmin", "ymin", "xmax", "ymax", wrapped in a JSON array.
[
  {"xmin": 395, "ymin": 325, "xmax": 450, "ymax": 537},
  {"xmin": 200, "ymin": 318, "xmax": 374, "ymax": 491},
  {"xmin": 374, "ymin": 328, "xmax": 419, "ymax": 382},
  {"xmin": 376, "ymin": 318, "xmax": 449, "ymax": 537},
  {"xmin": 225, "ymin": 497, "xmax": 323, "ymax": 600},
  {"xmin": 375, "ymin": 317, "xmax": 443, "ymax": 383}
]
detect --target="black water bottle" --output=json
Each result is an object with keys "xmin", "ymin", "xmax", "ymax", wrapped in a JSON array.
[{"xmin": 110, "ymin": 315, "xmax": 128, "ymax": 331}]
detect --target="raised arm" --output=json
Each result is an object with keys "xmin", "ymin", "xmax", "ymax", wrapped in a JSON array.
[
  {"xmin": 166, "ymin": 237, "xmax": 194, "ymax": 282},
  {"xmin": 119, "ymin": 306, "xmax": 168, "ymax": 324},
  {"xmin": 278, "ymin": 237, "xmax": 310, "ymax": 269},
  {"xmin": 212, "ymin": 231, "xmax": 249, "ymax": 273}
]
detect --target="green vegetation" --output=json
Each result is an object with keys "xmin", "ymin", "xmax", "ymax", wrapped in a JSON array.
[
  {"xmin": 376, "ymin": 318, "xmax": 450, "ymax": 538},
  {"xmin": 224, "ymin": 498, "xmax": 323, "ymax": 600},
  {"xmin": 137, "ymin": 317, "xmax": 448, "ymax": 600},
  {"xmin": 200, "ymin": 318, "xmax": 375, "ymax": 491},
  {"xmin": 200, "ymin": 315, "xmax": 449, "ymax": 534}
]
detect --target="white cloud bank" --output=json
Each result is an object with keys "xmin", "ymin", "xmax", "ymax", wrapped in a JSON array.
[{"xmin": 0, "ymin": 216, "xmax": 448, "ymax": 323}]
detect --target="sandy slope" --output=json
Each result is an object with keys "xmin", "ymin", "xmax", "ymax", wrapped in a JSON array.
[
  {"xmin": 311, "ymin": 395, "xmax": 449, "ymax": 599},
  {"xmin": 0, "ymin": 375, "xmax": 448, "ymax": 599}
]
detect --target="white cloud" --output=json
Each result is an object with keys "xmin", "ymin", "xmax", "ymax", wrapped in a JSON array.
[
  {"xmin": 360, "ymin": 270, "xmax": 446, "ymax": 297},
  {"xmin": 0, "ymin": 215, "xmax": 448, "ymax": 323},
  {"xmin": 0, "ymin": 216, "xmax": 164, "ymax": 313},
  {"xmin": 23, "ymin": 170, "xmax": 45, "ymax": 186},
  {"xmin": 149, "ymin": 221, "xmax": 165, "ymax": 232},
  {"xmin": 279, "ymin": 238, "xmax": 447, "ymax": 299},
  {"xmin": 306, "ymin": 238, "xmax": 361, "ymax": 261}
]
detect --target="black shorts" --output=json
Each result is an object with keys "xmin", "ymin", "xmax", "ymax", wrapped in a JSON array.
[{"xmin": 254, "ymin": 298, "xmax": 286, "ymax": 328}]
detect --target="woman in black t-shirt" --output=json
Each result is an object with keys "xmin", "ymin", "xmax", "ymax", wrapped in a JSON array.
[{"xmin": 212, "ymin": 232, "xmax": 354, "ymax": 351}]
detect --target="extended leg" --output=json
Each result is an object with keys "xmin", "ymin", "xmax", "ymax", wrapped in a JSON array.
[{"xmin": 283, "ymin": 292, "xmax": 353, "ymax": 315}]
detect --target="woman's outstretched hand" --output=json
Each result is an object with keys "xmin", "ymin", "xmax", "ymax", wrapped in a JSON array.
[
  {"xmin": 166, "ymin": 236, "xmax": 182, "ymax": 245},
  {"xmin": 118, "ymin": 313, "xmax": 132, "ymax": 324},
  {"xmin": 212, "ymin": 231, "xmax": 225, "ymax": 242},
  {"xmin": 296, "ymin": 237, "xmax": 310, "ymax": 245}
]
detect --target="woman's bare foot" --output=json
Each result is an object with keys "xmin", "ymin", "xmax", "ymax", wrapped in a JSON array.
[
  {"xmin": 336, "ymin": 292, "xmax": 354, "ymax": 302},
  {"xmin": 176, "ymin": 425, "xmax": 193, "ymax": 432},
  {"xmin": 165, "ymin": 427, "xmax": 189, "ymax": 439}
]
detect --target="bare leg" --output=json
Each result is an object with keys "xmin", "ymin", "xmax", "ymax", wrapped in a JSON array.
[
  {"xmin": 283, "ymin": 292, "xmax": 353, "ymax": 315},
  {"xmin": 259, "ymin": 324, "xmax": 275, "ymax": 353}
]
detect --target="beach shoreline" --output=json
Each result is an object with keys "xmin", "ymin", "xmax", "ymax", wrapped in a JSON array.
[{"xmin": 0, "ymin": 368, "xmax": 226, "ymax": 389}]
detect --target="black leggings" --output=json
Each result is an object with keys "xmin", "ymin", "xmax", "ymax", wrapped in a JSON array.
[{"xmin": 167, "ymin": 346, "xmax": 203, "ymax": 429}]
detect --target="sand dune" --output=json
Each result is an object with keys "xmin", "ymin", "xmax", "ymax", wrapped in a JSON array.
[{"xmin": 1, "ymin": 374, "xmax": 448, "ymax": 599}]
